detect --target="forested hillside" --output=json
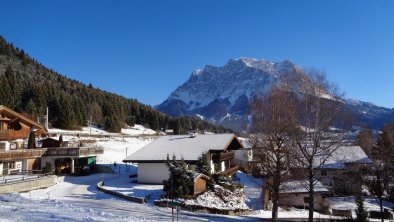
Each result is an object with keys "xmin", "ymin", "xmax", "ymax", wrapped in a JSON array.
[{"xmin": 0, "ymin": 36, "xmax": 230, "ymax": 133}]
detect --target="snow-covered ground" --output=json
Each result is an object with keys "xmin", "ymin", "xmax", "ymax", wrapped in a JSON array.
[
  {"xmin": 102, "ymin": 169, "xmax": 163, "ymax": 204},
  {"xmin": 236, "ymin": 171, "xmax": 263, "ymax": 210},
  {"xmin": 94, "ymin": 137, "xmax": 152, "ymax": 164},
  {"xmin": 121, "ymin": 125, "xmax": 156, "ymax": 136},
  {"xmin": 0, "ymin": 173, "xmax": 267, "ymax": 221},
  {"xmin": 2, "ymin": 126, "xmax": 392, "ymax": 221},
  {"xmin": 48, "ymin": 124, "xmax": 157, "ymax": 137}
]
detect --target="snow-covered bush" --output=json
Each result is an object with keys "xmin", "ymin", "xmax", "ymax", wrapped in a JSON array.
[{"xmin": 184, "ymin": 185, "xmax": 249, "ymax": 211}]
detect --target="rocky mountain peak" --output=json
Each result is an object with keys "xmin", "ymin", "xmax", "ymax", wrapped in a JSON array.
[{"xmin": 157, "ymin": 58, "xmax": 394, "ymax": 131}]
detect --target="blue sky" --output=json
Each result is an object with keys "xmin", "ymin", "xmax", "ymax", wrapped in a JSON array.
[{"xmin": 1, "ymin": 0, "xmax": 393, "ymax": 108}]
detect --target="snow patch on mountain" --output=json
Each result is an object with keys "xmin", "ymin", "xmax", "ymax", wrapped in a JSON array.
[{"xmin": 157, "ymin": 58, "xmax": 394, "ymax": 131}]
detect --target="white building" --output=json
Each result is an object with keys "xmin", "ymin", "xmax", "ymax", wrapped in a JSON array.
[{"xmin": 123, "ymin": 133, "xmax": 244, "ymax": 184}]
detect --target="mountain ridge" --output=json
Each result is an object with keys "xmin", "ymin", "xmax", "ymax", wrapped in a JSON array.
[
  {"xmin": 0, "ymin": 35, "xmax": 231, "ymax": 134},
  {"xmin": 157, "ymin": 58, "xmax": 394, "ymax": 131}
]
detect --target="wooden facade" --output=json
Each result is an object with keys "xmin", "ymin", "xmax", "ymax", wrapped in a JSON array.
[
  {"xmin": 0, "ymin": 105, "xmax": 46, "ymax": 141},
  {"xmin": 192, "ymin": 174, "xmax": 210, "ymax": 195}
]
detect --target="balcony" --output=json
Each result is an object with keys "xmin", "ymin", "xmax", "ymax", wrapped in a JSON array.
[
  {"xmin": 0, "ymin": 130, "xmax": 28, "ymax": 141},
  {"xmin": 0, "ymin": 149, "xmax": 47, "ymax": 161},
  {"xmin": 212, "ymin": 152, "xmax": 234, "ymax": 163},
  {"xmin": 219, "ymin": 165, "xmax": 239, "ymax": 176},
  {"xmin": 44, "ymin": 147, "xmax": 104, "ymax": 157}
]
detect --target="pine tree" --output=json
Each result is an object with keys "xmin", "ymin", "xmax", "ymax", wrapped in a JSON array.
[
  {"xmin": 196, "ymin": 152, "xmax": 213, "ymax": 189},
  {"xmin": 355, "ymin": 195, "xmax": 368, "ymax": 222},
  {"xmin": 149, "ymin": 113, "xmax": 159, "ymax": 130},
  {"xmin": 163, "ymin": 154, "xmax": 193, "ymax": 199},
  {"xmin": 196, "ymin": 152, "xmax": 211, "ymax": 177},
  {"xmin": 28, "ymin": 130, "xmax": 36, "ymax": 149},
  {"xmin": 59, "ymin": 135, "xmax": 63, "ymax": 147},
  {"xmin": 125, "ymin": 115, "xmax": 136, "ymax": 127}
]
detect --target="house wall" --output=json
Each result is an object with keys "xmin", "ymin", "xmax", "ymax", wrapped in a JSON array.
[
  {"xmin": 22, "ymin": 158, "xmax": 38, "ymax": 172},
  {"xmin": 4, "ymin": 160, "xmax": 23, "ymax": 174},
  {"xmin": 0, "ymin": 162, "xmax": 3, "ymax": 175},
  {"xmin": 233, "ymin": 149, "xmax": 253, "ymax": 167},
  {"xmin": 41, "ymin": 156, "xmax": 55, "ymax": 171},
  {"xmin": 221, "ymin": 161, "xmax": 225, "ymax": 172},
  {"xmin": 279, "ymin": 193, "xmax": 329, "ymax": 212},
  {"xmin": 0, "ymin": 141, "xmax": 10, "ymax": 150},
  {"xmin": 137, "ymin": 163, "xmax": 170, "ymax": 184},
  {"xmin": 209, "ymin": 153, "xmax": 215, "ymax": 174},
  {"xmin": 314, "ymin": 167, "xmax": 363, "ymax": 195},
  {"xmin": 194, "ymin": 177, "xmax": 207, "ymax": 195}
]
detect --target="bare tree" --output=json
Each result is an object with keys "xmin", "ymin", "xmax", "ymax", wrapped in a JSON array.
[
  {"xmin": 289, "ymin": 69, "xmax": 350, "ymax": 222},
  {"xmin": 364, "ymin": 161, "xmax": 389, "ymax": 222},
  {"xmin": 364, "ymin": 123, "xmax": 394, "ymax": 222},
  {"xmin": 355, "ymin": 127, "xmax": 374, "ymax": 158},
  {"xmin": 251, "ymin": 87, "xmax": 296, "ymax": 221}
]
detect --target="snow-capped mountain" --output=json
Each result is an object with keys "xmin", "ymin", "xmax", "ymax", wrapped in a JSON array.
[{"xmin": 157, "ymin": 58, "xmax": 394, "ymax": 131}]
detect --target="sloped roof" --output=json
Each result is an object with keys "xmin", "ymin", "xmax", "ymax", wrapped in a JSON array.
[
  {"xmin": 192, "ymin": 173, "xmax": 210, "ymax": 181},
  {"xmin": 0, "ymin": 105, "xmax": 45, "ymax": 130},
  {"xmin": 317, "ymin": 145, "xmax": 372, "ymax": 169},
  {"xmin": 124, "ymin": 133, "xmax": 242, "ymax": 163},
  {"xmin": 280, "ymin": 180, "xmax": 329, "ymax": 194}
]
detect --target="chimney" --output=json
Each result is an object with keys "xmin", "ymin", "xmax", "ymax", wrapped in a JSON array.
[{"xmin": 45, "ymin": 107, "xmax": 49, "ymax": 129}]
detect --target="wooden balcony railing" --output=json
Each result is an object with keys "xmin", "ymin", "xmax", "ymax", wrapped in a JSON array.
[
  {"xmin": 0, "ymin": 147, "xmax": 104, "ymax": 161},
  {"xmin": 219, "ymin": 165, "xmax": 239, "ymax": 176},
  {"xmin": 212, "ymin": 152, "xmax": 234, "ymax": 163},
  {"xmin": 0, "ymin": 130, "xmax": 28, "ymax": 140},
  {"xmin": 0, "ymin": 149, "xmax": 47, "ymax": 161},
  {"xmin": 44, "ymin": 147, "xmax": 104, "ymax": 157}
]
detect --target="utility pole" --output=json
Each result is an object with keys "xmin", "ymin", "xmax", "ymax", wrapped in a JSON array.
[
  {"xmin": 89, "ymin": 115, "xmax": 92, "ymax": 139},
  {"xmin": 171, "ymin": 174, "xmax": 174, "ymax": 222},
  {"xmin": 125, "ymin": 148, "xmax": 128, "ymax": 172}
]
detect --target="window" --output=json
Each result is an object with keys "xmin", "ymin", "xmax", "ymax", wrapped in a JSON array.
[
  {"xmin": 321, "ymin": 169, "xmax": 327, "ymax": 176},
  {"xmin": 9, "ymin": 162, "xmax": 15, "ymax": 169},
  {"xmin": 10, "ymin": 143, "xmax": 17, "ymax": 150}
]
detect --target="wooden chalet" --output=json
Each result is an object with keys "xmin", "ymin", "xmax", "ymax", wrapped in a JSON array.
[
  {"xmin": 123, "ymin": 133, "xmax": 244, "ymax": 184},
  {"xmin": 0, "ymin": 105, "xmax": 103, "ymax": 175}
]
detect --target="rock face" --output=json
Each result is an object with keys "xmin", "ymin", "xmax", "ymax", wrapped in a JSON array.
[{"xmin": 157, "ymin": 58, "xmax": 394, "ymax": 131}]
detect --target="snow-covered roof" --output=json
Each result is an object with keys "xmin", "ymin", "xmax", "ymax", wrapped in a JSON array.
[
  {"xmin": 192, "ymin": 173, "xmax": 210, "ymax": 181},
  {"xmin": 280, "ymin": 180, "xmax": 329, "ymax": 194},
  {"xmin": 123, "ymin": 133, "xmax": 242, "ymax": 163},
  {"xmin": 238, "ymin": 137, "xmax": 253, "ymax": 148},
  {"xmin": 317, "ymin": 145, "xmax": 372, "ymax": 169}
]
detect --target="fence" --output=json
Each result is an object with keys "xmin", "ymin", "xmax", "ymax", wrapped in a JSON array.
[
  {"xmin": 0, "ymin": 171, "xmax": 51, "ymax": 185},
  {"xmin": 0, "ymin": 175, "xmax": 57, "ymax": 194}
]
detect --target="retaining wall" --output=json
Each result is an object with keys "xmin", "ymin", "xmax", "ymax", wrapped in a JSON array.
[
  {"xmin": 0, "ymin": 175, "xmax": 57, "ymax": 194},
  {"xmin": 96, "ymin": 181, "xmax": 145, "ymax": 204}
]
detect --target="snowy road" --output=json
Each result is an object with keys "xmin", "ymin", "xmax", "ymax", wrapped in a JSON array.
[{"xmin": 0, "ymin": 173, "xmax": 265, "ymax": 221}]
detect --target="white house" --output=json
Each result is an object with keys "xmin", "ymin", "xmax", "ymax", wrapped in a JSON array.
[
  {"xmin": 123, "ymin": 133, "xmax": 244, "ymax": 184},
  {"xmin": 278, "ymin": 180, "xmax": 330, "ymax": 212}
]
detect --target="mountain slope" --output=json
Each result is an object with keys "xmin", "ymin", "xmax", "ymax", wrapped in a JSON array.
[
  {"xmin": 0, "ymin": 36, "xmax": 230, "ymax": 133},
  {"xmin": 157, "ymin": 58, "xmax": 394, "ymax": 131}
]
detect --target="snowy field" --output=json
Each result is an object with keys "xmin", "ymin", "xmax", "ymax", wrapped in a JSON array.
[
  {"xmin": 48, "ymin": 124, "xmax": 157, "ymax": 137},
  {"xmin": 0, "ymin": 173, "xmax": 269, "ymax": 222},
  {"xmin": 94, "ymin": 136, "xmax": 152, "ymax": 164}
]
